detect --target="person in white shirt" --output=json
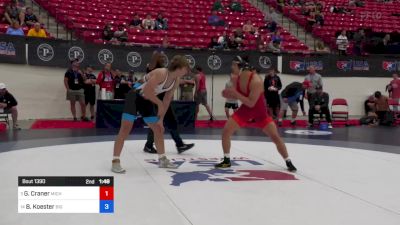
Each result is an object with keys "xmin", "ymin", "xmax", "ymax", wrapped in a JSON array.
[{"xmin": 336, "ymin": 30, "xmax": 349, "ymax": 55}]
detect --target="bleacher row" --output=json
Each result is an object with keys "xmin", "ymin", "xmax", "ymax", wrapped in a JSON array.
[{"xmin": 0, "ymin": 0, "xmax": 309, "ymax": 52}]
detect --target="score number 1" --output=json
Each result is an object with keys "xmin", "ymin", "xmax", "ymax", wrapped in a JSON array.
[{"xmin": 99, "ymin": 186, "xmax": 114, "ymax": 213}]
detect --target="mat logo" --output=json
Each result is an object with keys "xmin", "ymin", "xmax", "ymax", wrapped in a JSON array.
[
  {"xmin": 37, "ymin": 43, "xmax": 54, "ymax": 61},
  {"xmin": 145, "ymin": 157, "xmax": 297, "ymax": 186},
  {"xmin": 126, "ymin": 52, "xmax": 142, "ymax": 67},
  {"xmin": 68, "ymin": 46, "xmax": 84, "ymax": 63},
  {"xmin": 289, "ymin": 61, "xmax": 323, "ymax": 72},
  {"xmin": 259, "ymin": 56, "xmax": 272, "ymax": 69},
  {"xmin": 98, "ymin": 49, "xmax": 113, "ymax": 64},
  {"xmin": 0, "ymin": 42, "xmax": 16, "ymax": 56},
  {"xmin": 207, "ymin": 55, "xmax": 222, "ymax": 70},
  {"xmin": 184, "ymin": 55, "xmax": 196, "ymax": 69},
  {"xmin": 336, "ymin": 60, "xmax": 369, "ymax": 71},
  {"xmin": 382, "ymin": 61, "xmax": 400, "ymax": 72}
]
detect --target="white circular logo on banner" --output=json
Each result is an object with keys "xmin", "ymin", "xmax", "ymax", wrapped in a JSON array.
[
  {"xmin": 259, "ymin": 56, "xmax": 272, "ymax": 69},
  {"xmin": 161, "ymin": 53, "xmax": 169, "ymax": 67},
  {"xmin": 127, "ymin": 52, "xmax": 142, "ymax": 67},
  {"xmin": 37, "ymin": 43, "xmax": 54, "ymax": 62},
  {"xmin": 98, "ymin": 49, "xmax": 114, "ymax": 64},
  {"xmin": 207, "ymin": 55, "xmax": 222, "ymax": 70},
  {"xmin": 185, "ymin": 55, "xmax": 196, "ymax": 69},
  {"xmin": 284, "ymin": 130, "xmax": 332, "ymax": 136},
  {"xmin": 68, "ymin": 46, "xmax": 84, "ymax": 63}
]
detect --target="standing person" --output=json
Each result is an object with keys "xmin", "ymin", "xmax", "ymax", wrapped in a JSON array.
[
  {"xmin": 308, "ymin": 86, "xmax": 332, "ymax": 128},
  {"xmin": 264, "ymin": 68, "xmax": 282, "ymax": 118},
  {"xmin": 278, "ymin": 81, "xmax": 309, "ymax": 126},
  {"xmin": 388, "ymin": 73, "xmax": 400, "ymax": 112},
  {"xmin": 224, "ymin": 73, "xmax": 239, "ymax": 118},
  {"xmin": 374, "ymin": 91, "xmax": 390, "ymax": 123},
  {"xmin": 180, "ymin": 72, "xmax": 195, "ymax": 101},
  {"xmin": 120, "ymin": 70, "xmax": 137, "ymax": 96},
  {"xmin": 304, "ymin": 65, "xmax": 323, "ymax": 103},
  {"xmin": 113, "ymin": 69, "xmax": 126, "ymax": 100},
  {"xmin": 64, "ymin": 61, "xmax": 88, "ymax": 121},
  {"xmin": 83, "ymin": 65, "xmax": 97, "ymax": 121},
  {"xmin": 215, "ymin": 56, "xmax": 297, "ymax": 172},
  {"xmin": 143, "ymin": 52, "xmax": 195, "ymax": 155},
  {"xmin": 336, "ymin": 30, "xmax": 348, "ymax": 55},
  {"xmin": 0, "ymin": 83, "xmax": 20, "ymax": 130},
  {"xmin": 96, "ymin": 63, "xmax": 114, "ymax": 99},
  {"xmin": 111, "ymin": 55, "xmax": 190, "ymax": 173},
  {"xmin": 194, "ymin": 66, "xmax": 214, "ymax": 120}
]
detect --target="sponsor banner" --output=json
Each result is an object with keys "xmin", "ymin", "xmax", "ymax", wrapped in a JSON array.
[
  {"xmin": 282, "ymin": 54, "xmax": 400, "ymax": 77},
  {"xmin": 0, "ymin": 34, "xmax": 26, "ymax": 64}
]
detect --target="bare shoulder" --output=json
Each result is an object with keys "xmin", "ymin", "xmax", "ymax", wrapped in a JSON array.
[{"xmin": 147, "ymin": 68, "xmax": 167, "ymax": 82}]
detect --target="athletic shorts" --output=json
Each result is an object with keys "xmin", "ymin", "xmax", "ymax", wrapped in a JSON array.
[
  {"xmin": 195, "ymin": 90, "xmax": 207, "ymax": 105},
  {"xmin": 225, "ymin": 102, "xmax": 239, "ymax": 109},
  {"xmin": 122, "ymin": 90, "xmax": 159, "ymax": 124},
  {"xmin": 66, "ymin": 89, "xmax": 84, "ymax": 102},
  {"xmin": 85, "ymin": 93, "xmax": 96, "ymax": 106},
  {"xmin": 280, "ymin": 96, "xmax": 299, "ymax": 111}
]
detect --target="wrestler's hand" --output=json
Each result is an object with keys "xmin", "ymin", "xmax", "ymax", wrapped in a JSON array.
[{"xmin": 222, "ymin": 87, "xmax": 237, "ymax": 99}]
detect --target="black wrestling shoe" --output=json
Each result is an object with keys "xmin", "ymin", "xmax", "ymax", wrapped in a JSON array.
[
  {"xmin": 290, "ymin": 120, "xmax": 296, "ymax": 126},
  {"xmin": 177, "ymin": 143, "xmax": 195, "ymax": 154},
  {"xmin": 214, "ymin": 157, "xmax": 231, "ymax": 168},
  {"xmin": 143, "ymin": 145, "xmax": 157, "ymax": 154},
  {"xmin": 286, "ymin": 159, "xmax": 297, "ymax": 172}
]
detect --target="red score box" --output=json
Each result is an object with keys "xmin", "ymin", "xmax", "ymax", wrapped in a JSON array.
[{"xmin": 99, "ymin": 186, "xmax": 114, "ymax": 200}]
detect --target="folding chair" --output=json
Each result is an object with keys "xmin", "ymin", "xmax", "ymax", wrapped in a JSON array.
[
  {"xmin": 331, "ymin": 98, "xmax": 349, "ymax": 126},
  {"xmin": 388, "ymin": 98, "xmax": 400, "ymax": 125},
  {"xmin": 0, "ymin": 109, "xmax": 10, "ymax": 127}
]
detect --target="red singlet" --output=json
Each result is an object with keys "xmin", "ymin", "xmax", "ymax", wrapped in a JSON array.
[{"xmin": 232, "ymin": 73, "xmax": 273, "ymax": 128}]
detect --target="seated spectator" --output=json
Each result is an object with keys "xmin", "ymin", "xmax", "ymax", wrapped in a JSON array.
[
  {"xmin": 227, "ymin": 34, "xmax": 239, "ymax": 49},
  {"xmin": 355, "ymin": 0, "xmax": 365, "ymax": 7},
  {"xmin": 308, "ymin": 86, "xmax": 332, "ymax": 128},
  {"xmin": 6, "ymin": 20, "xmax": 24, "ymax": 36},
  {"xmin": 112, "ymin": 24, "xmax": 128, "ymax": 43},
  {"xmin": 155, "ymin": 13, "xmax": 168, "ymax": 30},
  {"xmin": 0, "ymin": 83, "xmax": 20, "ymax": 130},
  {"xmin": 208, "ymin": 10, "xmax": 225, "ymax": 26},
  {"xmin": 208, "ymin": 36, "xmax": 223, "ymax": 49},
  {"xmin": 243, "ymin": 20, "xmax": 257, "ymax": 34},
  {"xmin": 24, "ymin": 7, "xmax": 39, "ymax": 27},
  {"xmin": 229, "ymin": 0, "xmax": 244, "ymax": 12},
  {"xmin": 374, "ymin": 91, "xmax": 390, "ymax": 124},
  {"xmin": 27, "ymin": 22, "xmax": 47, "ymax": 38},
  {"xmin": 360, "ymin": 95, "xmax": 378, "ymax": 126},
  {"xmin": 129, "ymin": 14, "xmax": 142, "ymax": 29},
  {"xmin": 272, "ymin": 30, "xmax": 283, "ymax": 43},
  {"xmin": 212, "ymin": 0, "xmax": 224, "ymax": 12},
  {"xmin": 102, "ymin": 23, "xmax": 113, "ymax": 41},
  {"xmin": 315, "ymin": 41, "xmax": 329, "ymax": 53},
  {"xmin": 268, "ymin": 40, "xmax": 282, "ymax": 53},
  {"xmin": 142, "ymin": 14, "xmax": 155, "ymax": 30},
  {"xmin": 315, "ymin": 12, "xmax": 324, "ymax": 26},
  {"xmin": 263, "ymin": 8, "xmax": 278, "ymax": 32},
  {"xmin": 336, "ymin": 30, "xmax": 349, "ymax": 55},
  {"xmin": 233, "ymin": 28, "xmax": 244, "ymax": 46},
  {"xmin": 2, "ymin": 0, "xmax": 24, "ymax": 25},
  {"xmin": 218, "ymin": 31, "xmax": 229, "ymax": 49},
  {"xmin": 306, "ymin": 12, "xmax": 317, "ymax": 31}
]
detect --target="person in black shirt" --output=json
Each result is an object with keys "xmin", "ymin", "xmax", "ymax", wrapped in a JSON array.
[
  {"xmin": 120, "ymin": 70, "xmax": 137, "ymax": 96},
  {"xmin": 264, "ymin": 68, "xmax": 282, "ymax": 118},
  {"xmin": 83, "ymin": 65, "xmax": 97, "ymax": 120},
  {"xmin": 24, "ymin": 7, "xmax": 39, "ymax": 27},
  {"xmin": 277, "ymin": 81, "xmax": 307, "ymax": 126},
  {"xmin": 129, "ymin": 13, "xmax": 142, "ymax": 29},
  {"xmin": 0, "ymin": 83, "xmax": 20, "ymax": 130},
  {"xmin": 113, "ymin": 69, "xmax": 126, "ymax": 99},
  {"xmin": 64, "ymin": 61, "xmax": 88, "ymax": 121},
  {"xmin": 102, "ymin": 23, "xmax": 113, "ymax": 41},
  {"xmin": 308, "ymin": 86, "xmax": 332, "ymax": 128},
  {"xmin": 143, "ymin": 51, "xmax": 194, "ymax": 154}
]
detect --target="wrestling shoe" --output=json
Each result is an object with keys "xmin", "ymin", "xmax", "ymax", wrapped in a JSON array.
[
  {"xmin": 290, "ymin": 120, "xmax": 296, "ymax": 126},
  {"xmin": 159, "ymin": 156, "xmax": 178, "ymax": 169},
  {"xmin": 286, "ymin": 159, "xmax": 297, "ymax": 172},
  {"xmin": 214, "ymin": 157, "xmax": 231, "ymax": 168},
  {"xmin": 177, "ymin": 143, "xmax": 195, "ymax": 154},
  {"xmin": 111, "ymin": 160, "xmax": 126, "ymax": 173},
  {"xmin": 143, "ymin": 145, "xmax": 158, "ymax": 154}
]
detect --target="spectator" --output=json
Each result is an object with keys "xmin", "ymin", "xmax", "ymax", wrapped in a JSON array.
[
  {"xmin": 155, "ymin": 13, "xmax": 168, "ymax": 30},
  {"xmin": 306, "ymin": 11, "xmax": 316, "ymax": 31},
  {"xmin": 278, "ymin": 81, "xmax": 308, "ymax": 126},
  {"xmin": 180, "ymin": 72, "xmax": 196, "ymax": 101},
  {"xmin": 142, "ymin": 14, "xmax": 155, "ymax": 30},
  {"xmin": 0, "ymin": 83, "xmax": 20, "ymax": 130},
  {"xmin": 27, "ymin": 22, "xmax": 47, "ymax": 38},
  {"xmin": 315, "ymin": 12, "xmax": 324, "ymax": 26},
  {"xmin": 268, "ymin": 40, "xmax": 282, "ymax": 53},
  {"xmin": 388, "ymin": 73, "xmax": 400, "ymax": 112},
  {"xmin": 3, "ymin": 0, "xmax": 23, "ymax": 25},
  {"xmin": 227, "ymin": 34, "xmax": 239, "ymax": 49},
  {"xmin": 353, "ymin": 29, "xmax": 366, "ymax": 56},
  {"xmin": 243, "ymin": 20, "xmax": 257, "ymax": 34},
  {"xmin": 208, "ymin": 36, "xmax": 223, "ymax": 49},
  {"xmin": 194, "ymin": 66, "xmax": 214, "ymax": 120},
  {"xmin": 64, "ymin": 61, "xmax": 88, "ymax": 121},
  {"xmin": 233, "ymin": 28, "xmax": 244, "ymax": 46},
  {"xmin": 96, "ymin": 63, "xmax": 115, "ymax": 97},
  {"xmin": 129, "ymin": 14, "xmax": 142, "ymax": 29},
  {"xmin": 6, "ymin": 20, "xmax": 24, "ymax": 36},
  {"xmin": 336, "ymin": 30, "xmax": 349, "ymax": 55},
  {"xmin": 208, "ymin": 10, "xmax": 225, "ymax": 26},
  {"xmin": 382, "ymin": 33, "xmax": 391, "ymax": 50},
  {"xmin": 264, "ymin": 68, "xmax": 282, "ymax": 118},
  {"xmin": 217, "ymin": 31, "xmax": 229, "ymax": 49},
  {"xmin": 83, "ymin": 65, "xmax": 97, "ymax": 121},
  {"xmin": 304, "ymin": 65, "xmax": 323, "ymax": 100},
  {"xmin": 264, "ymin": 8, "xmax": 278, "ymax": 32},
  {"xmin": 315, "ymin": 41, "xmax": 329, "ymax": 53},
  {"xmin": 272, "ymin": 30, "xmax": 283, "ymax": 43},
  {"xmin": 360, "ymin": 95, "xmax": 378, "ymax": 126},
  {"xmin": 24, "ymin": 7, "xmax": 39, "ymax": 27},
  {"xmin": 112, "ymin": 24, "xmax": 128, "ymax": 43},
  {"xmin": 113, "ymin": 69, "xmax": 126, "ymax": 99},
  {"xmin": 102, "ymin": 23, "xmax": 113, "ymax": 41},
  {"xmin": 258, "ymin": 41, "xmax": 268, "ymax": 52},
  {"xmin": 212, "ymin": 0, "xmax": 224, "ymax": 12},
  {"xmin": 120, "ymin": 70, "xmax": 137, "ymax": 95},
  {"xmin": 308, "ymin": 86, "xmax": 332, "ymax": 128},
  {"xmin": 374, "ymin": 91, "xmax": 390, "ymax": 123},
  {"xmin": 229, "ymin": 0, "xmax": 244, "ymax": 12}
]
